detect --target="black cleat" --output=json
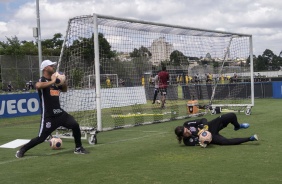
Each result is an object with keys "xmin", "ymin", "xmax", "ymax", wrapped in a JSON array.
[
  {"xmin": 15, "ymin": 150, "xmax": 24, "ymax": 158},
  {"xmin": 234, "ymin": 123, "xmax": 250, "ymax": 131},
  {"xmin": 74, "ymin": 147, "xmax": 89, "ymax": 154},
  {"xmin": 250, "ymin": 134, "xmax": 258, "ymax": 141}
]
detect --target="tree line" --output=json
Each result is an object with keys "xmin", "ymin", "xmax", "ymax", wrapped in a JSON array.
[{"xmin": 1, "ymin": 33, "xmax": 282, "ymax": 72}]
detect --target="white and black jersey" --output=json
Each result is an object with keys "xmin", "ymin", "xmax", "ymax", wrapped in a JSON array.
[
  {"xmin": 16, "ymin": 70, "xmax": 85, "ymax": 157},
  {"xmin": 182, "ymin": 118, "xmax": 207, "ymax": 146},
  {"xmin": 38, "ymin": 76, "xmax": 64, "ymax": 117}
]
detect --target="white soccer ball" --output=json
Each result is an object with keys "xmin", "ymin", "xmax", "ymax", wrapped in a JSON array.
[
  {"xmin": 49, "ymin": 137, "xmax": 63, "ymax": 150},
  {"xmin": 156, "ymin": 100, "xmax": 161, "ymax": 104},
  {"xmin": 199, "ymin": 130, "xmax": 212, "ymax": 145},
  {"xmin": 55, "ymin": 72, "xmax": 66, "ymax": 86}
]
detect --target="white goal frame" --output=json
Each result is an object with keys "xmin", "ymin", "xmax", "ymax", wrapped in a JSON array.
[{"xmin": 58, "ymin": 13, "xmax": 254, "ymax": 134}]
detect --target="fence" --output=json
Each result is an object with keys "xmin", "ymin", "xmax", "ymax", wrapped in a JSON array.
[
  {"xmin": 0, "ymin": 55, "xmax": 59, "ymax": 91},
  {"xmin": 0, "ymin": 81, "xmax": 281, "ymax": 119}
]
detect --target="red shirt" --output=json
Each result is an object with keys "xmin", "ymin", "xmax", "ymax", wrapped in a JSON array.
[{"xmin": 158, "ymin": 71, "xmax": 169, "ymax": 88}]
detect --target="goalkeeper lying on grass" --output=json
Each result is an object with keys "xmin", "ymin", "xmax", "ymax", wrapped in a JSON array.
[{"xmin": 174, "ymin": 113, "xmax": 258, "ymax": 148}]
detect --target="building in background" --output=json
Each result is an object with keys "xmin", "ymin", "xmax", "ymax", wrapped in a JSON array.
[{"xmin": 149, "ymin": 37, "xmax": 173, "ymax": 66}]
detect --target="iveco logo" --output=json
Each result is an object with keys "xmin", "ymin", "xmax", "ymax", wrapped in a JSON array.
[{"xmin": 0, "ymin": 98, "xmax": 39, "ymax": 115}]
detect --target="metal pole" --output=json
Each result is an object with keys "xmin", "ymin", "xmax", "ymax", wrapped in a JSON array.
[
  {"xmin": 249, "ymin": 36, "xmax": 254, "ymax": 107},
  {"xmin": 93, "ymin": 14, "xmax": 102, "ymax": 131},
  {"xmin": 36, "ymin": 0, "xmax": 43, "ymax": 77}
]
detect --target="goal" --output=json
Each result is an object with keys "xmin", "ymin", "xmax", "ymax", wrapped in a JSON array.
[
  {"xmin": 58, "ymin": 14, "xmax": 254, "ymax": 136},
  {"xmin": 83, "ymin": 74, "xmax": 118, "ymax": 88}
]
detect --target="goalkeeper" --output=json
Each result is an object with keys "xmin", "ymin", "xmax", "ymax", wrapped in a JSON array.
[
  {"xmin": 15, "ymin": 60, "xmax": 88, "ymax": 158},
  {"xmin": 174, "ymin": 113, "xmax": 258, "ymax": 147}
]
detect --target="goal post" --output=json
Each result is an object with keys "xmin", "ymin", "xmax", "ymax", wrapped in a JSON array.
[
  {"xmin": 58, "ymin": 13, "xmax": 254, "ymax": 135},
  {"xmin": 207, "ymin": 35, "xmax": 254, "ymax": 115}
]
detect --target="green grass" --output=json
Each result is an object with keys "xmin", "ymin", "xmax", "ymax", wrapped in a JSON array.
[{"xmin": 0, "ymin": 98, "xmax": 282, "ymax": 184}]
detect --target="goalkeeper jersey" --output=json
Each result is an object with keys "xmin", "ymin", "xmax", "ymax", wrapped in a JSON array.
[
  {"xmin": 182, "ymin": 118, "xmax": 207, "ymax": 146},
  {"xmin": 38, "ymin": 76, "xmax": 64, "ymax": 118}
]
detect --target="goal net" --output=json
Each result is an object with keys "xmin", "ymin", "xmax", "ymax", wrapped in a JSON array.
[
  {"xmin": 83, "ymin": 74, "xmax": 118, "ymax": 88},
  {"xmin": 58, "ymin": 14, "xmax": 254, "ymax": 132}
]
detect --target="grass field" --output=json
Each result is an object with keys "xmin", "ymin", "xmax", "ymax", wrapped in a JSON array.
[{"xmin": 0, "ymin": 98, "xmax": 281, "ymax": 184}]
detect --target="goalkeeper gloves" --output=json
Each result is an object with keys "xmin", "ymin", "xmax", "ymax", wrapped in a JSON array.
[
  {"xmin": 203, "ymin": 125, "xmax": 209, "ymax": 130},
  {"xmin": 197, "ymin": 125, "xmax": 209, "ymax": 136},
  {"xmin": 199, "ymin": 142, "xmax": 207, "ymax": 148},
  {"xmin": 198, "ymin": 129, "xmax": 205, "ymax": 136}
]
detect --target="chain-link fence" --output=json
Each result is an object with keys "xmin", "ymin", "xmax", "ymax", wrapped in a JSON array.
[{"xmin": 0, "ymin": 55, "xmax": 59, "ymax": 92}]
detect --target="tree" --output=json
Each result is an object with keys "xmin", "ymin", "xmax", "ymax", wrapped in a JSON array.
[
  {"xmin": 98, "ymin": 33, "xmax": 116, "ymax": 58},
  {"xmin": 262, "ymin": 49, "xmax": 275, "ymax": 62},
  {"xmin": 41, "ymin": 33, "xmax": 64, "ymax": 56},
  {"xmin": 205, "ymin": 53, "xmax": 212, "ymax": 59},
  {"xmin": 253, "ymin": 49, "xmax": 280, "ymax": 71},
  {"xmin": 0, "ymin": 36, "xmax": 23, "ymax": 55},
  {"xmin": 0, "ymin": 41, "xmax": 5, "ymax": 55},
  {"xmin": 212, "ymin": 61, "xmax": 219, "ymax": 68},
  {"xmin": 52, "ymin": 33, "xmax": 64, "ymax": 49},
  {"xmin": 255, "ymin": 55, "xmax": 268, "ymax": 71},
  {"xmin": 246, "ymin": 55, "xmax": 257, "ymax": 67},
  {"xmin": 170, "ymin": 50, "xmax": 188, "ymax": 66},
  {"xmin": 129, "ymin": 46, "xmax": 152, "ymax": 57},
  {"xmin": 21, "ymin": 41, "xmax": 38, "ymax": 55},
  {"xmin": 271, "ymin": 55, "xmax": 282, "ymax": 71},
  {"xmin": 72, "ymin": 33, "xmax": 115, "ymax": 61}
]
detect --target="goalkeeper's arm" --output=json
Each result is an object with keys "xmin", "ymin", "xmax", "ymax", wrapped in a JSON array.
[
  {"xmin": 36, "ymin": 73, "xmax": 56, "ymax": 89},
  {"xmin": 196, "ymin": 118, "xmax": 208, "ymax": 129}
]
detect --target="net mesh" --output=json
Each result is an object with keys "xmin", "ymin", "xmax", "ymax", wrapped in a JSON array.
[{"xmin": 59, "ymin": 15, "xmax": 253, "ymax": 130}]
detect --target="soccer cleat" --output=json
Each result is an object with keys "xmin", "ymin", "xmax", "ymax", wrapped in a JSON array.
[
  {"xmin": 234, "ymin": 123, "xmax": 250, "ymax": 131},
  {"xmin": 15, "ymin": 150, "xmax": 24, "ymax": 158},
  {"xmin": 250, "ymin": 134, "xmax": 258, "ymax": 141},
  {"xmin": 74, "ymin": 147, "xmax": 89, "ymax": 154},
  {"xmin": 152, "ymin": 101, "xmax": 155, "ymax": 104}
]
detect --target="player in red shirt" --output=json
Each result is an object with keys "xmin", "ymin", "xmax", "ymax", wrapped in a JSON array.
[{"xmin": 158, "ymin": 66, "xmax": 169, "ymax": 108}]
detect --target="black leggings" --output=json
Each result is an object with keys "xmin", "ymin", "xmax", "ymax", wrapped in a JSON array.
[
  {"xmin": 153, "ymin": 88, "xmax": 159, "ymax": 102},
  {"xmin": 20, "ymin": 111, "xmax": 82, "ymax": 153},
  {"xmin": 208, "ymin": 113, "xmax": 250, "ymax": 145}
]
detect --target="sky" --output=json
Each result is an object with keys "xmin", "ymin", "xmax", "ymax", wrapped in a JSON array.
[{"xmin": 0, "ymin": 0, "xmax": 281, "ymax": 56}]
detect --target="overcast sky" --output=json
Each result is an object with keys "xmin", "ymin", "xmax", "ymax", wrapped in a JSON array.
[{"xmin": 0, "ymin": 0, "xmax": 281, "ymax": 56}]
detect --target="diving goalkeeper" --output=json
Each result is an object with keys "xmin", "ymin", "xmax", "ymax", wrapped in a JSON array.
[{"xmin": 174, "ymin": 113, "xmax": 258, "ymax": 147}]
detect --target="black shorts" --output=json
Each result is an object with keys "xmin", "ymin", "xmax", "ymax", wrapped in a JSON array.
[
  {"xmin": 39, "ymin": 111, "xmax": 79, "ymax": 138},
  {"xmin": 159, "ymin": 88, "xmax": 167, "ymax": 96}
]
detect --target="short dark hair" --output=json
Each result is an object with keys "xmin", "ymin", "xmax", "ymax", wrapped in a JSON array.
[{"xmin": 162, "ymin": 66, "xmax": 166, "ymax": 71}]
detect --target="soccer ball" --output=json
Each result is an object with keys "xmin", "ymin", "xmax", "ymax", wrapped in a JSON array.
[
  {"xmin": 199, "ymin": 130, "xmax": 212, "ymax": 145},
  {"xmin": 49, "ymin": 137, "xmax": 63, "ymax": 150},
  {"xmin": 156, "ymin": 100, "xmax": 161, "ymax": 104},
  {"xmin": 55, "ymin": 72, "xmax": 66, "ymax": 86}
]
